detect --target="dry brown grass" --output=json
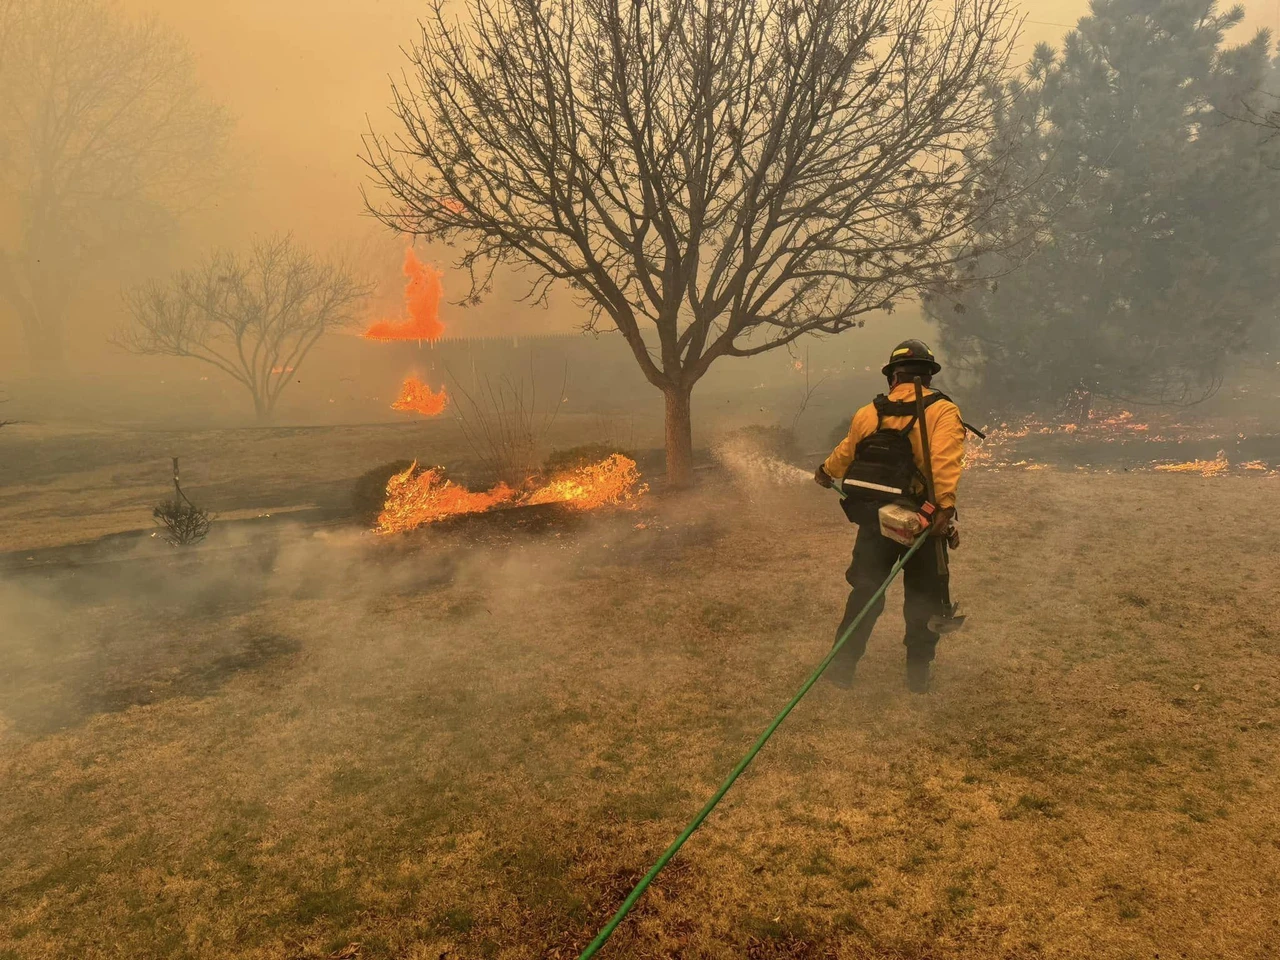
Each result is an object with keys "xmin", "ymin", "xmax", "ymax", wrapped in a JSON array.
[
  {"xmin": 1, "ymin": 463, "xmax": 1278, "ymax": 959},
  {"xmin": 0, "ymin": 416, "xmax": 637, "ymax": 553}
]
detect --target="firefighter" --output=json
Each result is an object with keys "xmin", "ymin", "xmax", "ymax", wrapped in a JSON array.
[{"xmin": 814, "ymin": 340, "xmax": 966, "ymax": 693}]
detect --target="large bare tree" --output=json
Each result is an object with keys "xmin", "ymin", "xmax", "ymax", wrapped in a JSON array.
[
  {"xmin": 118, "ymin": 236, "xmax": 372, "ymax": 422},
  {"xmin": 0, "ymin": 0, "xmax": 231, "ymax": 370},
  {"xmin": 364, "ymin": 0, "xmax": 1020, "ymax": 485}
]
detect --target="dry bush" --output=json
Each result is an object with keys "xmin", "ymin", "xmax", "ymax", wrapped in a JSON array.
[
  {"xmin": 152, "ymin": 499, "xmax": 211, "ymax": 546},
  {"xmin": 448, "ymin": 361, "xmax": 567, "ymax": 487}
]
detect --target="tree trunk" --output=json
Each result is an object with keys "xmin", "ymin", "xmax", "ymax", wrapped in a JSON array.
[
  {"xmin": 253, "ymin": 392, "xmax": 273, "ymax": 424},
  {"xmin": 663, "ymin": 385, "xmax": 694, "ymax": 489}
]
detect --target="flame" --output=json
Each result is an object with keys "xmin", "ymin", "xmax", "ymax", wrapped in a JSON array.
[
  {"xmin": 525, "ymin": 454, "xmax": 650, "ymax": 510},
  {"xmin": 961, "ymin": 404, "xmax": 1280, "ymax": 476},
  {"xmin": 377, "ymin": 463, "xmax": 516, "ymax": 533},
  {"xmin": 391, "ymin": 376, "xmax": 448, "ymax": 416},
  {"xmin": 364, "ymin": 248, "xmax": 446, "ymax": 342},
  {"xmin": 1153, "ymin": 451, "xmax": 1230, "ymax": 477},
  {"xmin": 375, "ymin": 454, "xmax": 647, "ymax": 534}
]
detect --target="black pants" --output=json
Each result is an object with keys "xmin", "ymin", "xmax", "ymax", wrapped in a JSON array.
[{"xmin": 831, "ymin": 525, "xmax": 947, "ymax": 673}]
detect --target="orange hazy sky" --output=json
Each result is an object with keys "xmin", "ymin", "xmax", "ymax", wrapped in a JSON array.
[{"xmin": 120, "ymin": 0, "xmax": 1280, "ymax": 330}]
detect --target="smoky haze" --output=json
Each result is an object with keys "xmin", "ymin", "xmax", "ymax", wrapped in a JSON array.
[
  {"xmin": 2, "ymin": 0, "xmax": 1277, "ymax": 426},
  {"xmin": 2, "ymin": 4, "xmax": 1280, "ymax": 957}
]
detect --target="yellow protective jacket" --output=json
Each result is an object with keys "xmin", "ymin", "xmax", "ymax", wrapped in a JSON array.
[{"xmin": 823, "ymin": 383, "xmax": 966, "ymax": 509}]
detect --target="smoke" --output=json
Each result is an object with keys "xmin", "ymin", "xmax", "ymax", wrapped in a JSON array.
[
  {"xmin": 0, "ymin": 503, "xmax": 683, "ymax": 740},
  {"xmin": 0, "ymin": 524, "xmax": 446, "ymax": 736}
]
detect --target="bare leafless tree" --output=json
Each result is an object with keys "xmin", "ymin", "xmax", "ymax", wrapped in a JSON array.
[
  {"xmin": 0, "ymin": 0, "xmax": 232, "ymax": 370},
  {"xmin": 118, "ymin": 236, "xmax": 373, "ymax": 422},
  {"xmin": 364, "ymin": 0, "xmax": 1021, "ymax": 485}
]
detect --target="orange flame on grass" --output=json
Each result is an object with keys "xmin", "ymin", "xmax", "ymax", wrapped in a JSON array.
[
  {"xmin": 525, "ymin": 454, "xmax": 650, "ymax": 511},
  {"xmin": 965, "ymin": 407, "xmax": 1275, "ymax": 476},
  {"xmin": 1153, "ymin": 451, "xmax": 1230, "ymax": 477},
  {"xmin": 375, "ymin": 455, "xmax": 648, "ymax": 534},
  {"xmin": 363, "ymin": 248, "xmax": 446, "ymax": 342},
  {"xmin": 377, "ymin": 464, "xmax": 516, "ymax": 534},
  {"xmin": 391, "ymin": 376, "xmax": 449, "ymax": 416}
]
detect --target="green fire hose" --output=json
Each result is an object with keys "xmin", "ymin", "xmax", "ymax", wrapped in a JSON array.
[{"xmin": 576, "ymin": 488, "xmax": 928, "ymax": 958}]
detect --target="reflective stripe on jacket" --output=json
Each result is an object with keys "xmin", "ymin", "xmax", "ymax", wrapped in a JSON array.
[{"xmin": 823, "ymin": 383, "xmax": 966, "ymax": 509}]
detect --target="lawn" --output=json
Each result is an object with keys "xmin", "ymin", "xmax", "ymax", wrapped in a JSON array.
[{"xmin": 1, "ymin": 454, "xmax": 1278, "ymax": 959}]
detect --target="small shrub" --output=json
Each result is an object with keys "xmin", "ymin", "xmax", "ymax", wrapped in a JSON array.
[
  {"xmin": 543, "ymin": 443, "xmax": 630, "ymax": 474},
  {"xmin": 152, "ymin": 499, "xmax": 211, "ymax": 545},
  {"xmin": 352, "ymin": 459, "xmax": 416, "ymax": 523}
]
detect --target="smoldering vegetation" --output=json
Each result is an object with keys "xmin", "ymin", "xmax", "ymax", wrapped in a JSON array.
[
  {"xmin": 0, "ymin": 498, "xmax": 724, "ymax": 738},
  {"xmin": 1, "ymin": 525, "xmax": 442, "ymax": 735}
]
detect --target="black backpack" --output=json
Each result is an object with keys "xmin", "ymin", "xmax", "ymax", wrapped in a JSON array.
[{"xmin": 839, "ymin": 392, "xmax": 951, "ymax": 525}]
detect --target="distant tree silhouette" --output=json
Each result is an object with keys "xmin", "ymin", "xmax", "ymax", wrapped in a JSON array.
[
  {"xmin": 118, "ymin": 236, "xmax": 372, "ymax": 422},
  {"xmin": 0, "ymin": 0, "xmax": 231, "ymax": 370}
]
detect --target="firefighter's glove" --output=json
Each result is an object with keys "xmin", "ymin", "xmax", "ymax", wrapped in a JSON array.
[
  {"xmin": 929, "ymin": 506, "xmax": 956, "ymax": 538},
  {"xmin": 814, "ymin": 465, "xmax": 835, "ymax": 489}
]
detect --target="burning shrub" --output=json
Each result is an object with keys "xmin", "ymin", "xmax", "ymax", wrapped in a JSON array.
[
  {"xmin": 525, "ymin": 454, "xmax": 648, "ymax": 510},
  {"xmin": 377, "ymin": 462, "xmax": 516, "ymax": 533},
  {"xmin": 391, "ymin": 377, "xmax": 449, "ymax": 417},
  {"xmin": 152, "ymin": 499, "xmax": 211, "ymax": 546},
  {"xmin": 352, "ymin": 459, "xmax": 417, "ymax": 524},
  {"xmin": 375, "ymin": 454, "xmax": 648, "ymax": 534}
]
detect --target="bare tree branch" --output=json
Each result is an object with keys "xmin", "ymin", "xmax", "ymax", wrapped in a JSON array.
[
  {"xmin": 363, "ymin": 0, "xmax": 1024, "ymax": 484},
  {"xmin": 116, "ymin": 236, "xmax": 373, "ymax": 422}
]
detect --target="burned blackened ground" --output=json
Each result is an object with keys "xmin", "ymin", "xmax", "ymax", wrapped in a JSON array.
[{"xmin": 1, "ymin": 468, "xmax": 1278, "ymax": 959}]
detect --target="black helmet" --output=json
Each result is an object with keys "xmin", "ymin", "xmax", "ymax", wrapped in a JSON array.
[{"xmin": 881, "ymin": 339, "xmax": 942, "ymax": 377}]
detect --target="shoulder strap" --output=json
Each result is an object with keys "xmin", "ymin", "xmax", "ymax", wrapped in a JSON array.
[
  {"xmin": 871, "ymin": 394, "xmax": 891, "ymax": 429},
  {"xmin": 870, "ymin": 394, "xmax": 919, "ymax": 437},
  {"xmin": 921, "ymin": 390, "xmax": 987, "ymax": 438}
]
